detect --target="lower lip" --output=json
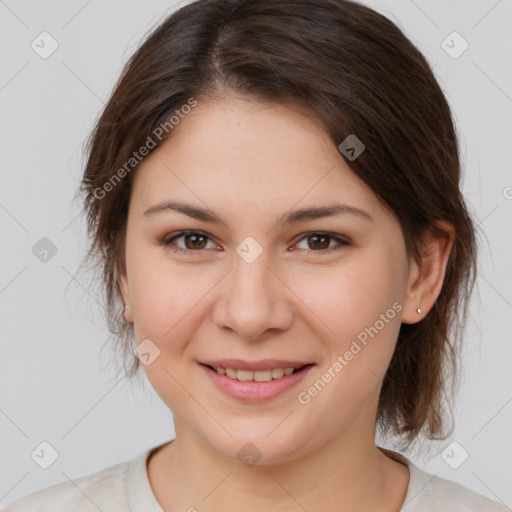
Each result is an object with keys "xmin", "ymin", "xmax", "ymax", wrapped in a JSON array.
[{"xmin": 200, "ymin": 364, "xmax": 314, "ymax": 403}]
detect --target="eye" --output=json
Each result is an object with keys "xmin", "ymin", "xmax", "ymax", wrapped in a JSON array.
[
  {"xmin": 293, "ymin": 232, "xmax": 349, "ymax": 253},
  {"xmin": 163, "ymin": 230, "xmax": 219, "ymax": 254},
  {"xmin": 162, "ymin": 230, "xmax": 350, "ymax": 255}
]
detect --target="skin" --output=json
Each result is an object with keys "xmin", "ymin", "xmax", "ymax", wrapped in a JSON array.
[{"xmin": 119, "ymin": 96, "xmax": 454, "ymax": 511}]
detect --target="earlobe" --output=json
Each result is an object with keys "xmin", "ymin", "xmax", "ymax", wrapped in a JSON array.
[
  {"xmin": 401, "ymin": 221, "xmax": 455, "ymax": 324},
  {"xmin": 118, "ymin": 272, "xmax": 134, "ymax": 323}
]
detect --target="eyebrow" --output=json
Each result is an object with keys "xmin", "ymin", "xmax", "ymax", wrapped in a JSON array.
[{"xmin": 143, "ymin": 200, "xmax": 373, "ymax": 226}]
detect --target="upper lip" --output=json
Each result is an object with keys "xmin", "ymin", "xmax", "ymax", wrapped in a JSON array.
[{"xmin": 200, "ymin": 359, "xmax": 313, "ymax": 371}]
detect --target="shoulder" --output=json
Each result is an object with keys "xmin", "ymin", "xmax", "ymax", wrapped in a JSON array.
[
  {"xmin": 412, "ymin": 472, "xmax": 510, "ymax": 511},
  {"xmin": 2, "ymin": 459, "xmax": 131, "ymax": 512},
  {"xmin": 379, "ymin": 447, "xmax": 509, "ymax": 512}
]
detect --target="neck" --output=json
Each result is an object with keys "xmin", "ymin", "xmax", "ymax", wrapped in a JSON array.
[{"xmin": 147, "ymin": 422, "xmax": 409, "ymax": 511}]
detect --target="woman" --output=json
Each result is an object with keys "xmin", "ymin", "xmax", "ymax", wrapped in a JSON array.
[{"xmin": 4, "ymin": 0, "xmax": 508, "ymax": 510}]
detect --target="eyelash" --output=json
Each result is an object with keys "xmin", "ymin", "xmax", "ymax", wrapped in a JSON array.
[{"xmin": 162, "ymin": 230, "xmax": 350, "ymax": 256}]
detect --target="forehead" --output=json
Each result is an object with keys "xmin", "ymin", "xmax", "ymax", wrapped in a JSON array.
[{"xmin": 130, "ymin": 98, "xmax": 386, "ymax": 223}]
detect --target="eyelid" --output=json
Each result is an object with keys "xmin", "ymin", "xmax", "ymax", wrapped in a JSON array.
[
  {"xmin": 163, "ymin": 230, "xmax": 220, "ymax": 253},
  {"xmin": 291, "ymin": 231, "xmax": 350, "ymax": 252},
  {"xmin": 163, "ymin": 230, "xmax": 350, "ymax": 255}
]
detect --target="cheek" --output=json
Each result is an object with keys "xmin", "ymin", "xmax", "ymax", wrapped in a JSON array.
[
  {"xmin": 128, "ymin": 249, "xmax": 217, "ymax": 344},
  {"xmin": 291, "ymin": 248, "xmax": 404, "ymax": 389},
  {"xmin": 127, "ymin": 252, "xmax": 210, "ymax": 404},
  {"xmin": 295, "ymin": 253, "xmax": 402, "ymax": 338}
]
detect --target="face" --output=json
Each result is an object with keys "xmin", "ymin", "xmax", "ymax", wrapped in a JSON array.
[{"xmin": 120, "ymin": 97, "xmax": 417, "ymax": 464}]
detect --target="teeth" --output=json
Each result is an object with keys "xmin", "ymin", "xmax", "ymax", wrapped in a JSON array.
[
  {"xmin": 237, "ymin": 369, "xmax": 255, "ymax": 381},
  {"xmin": 212, "ymin": 366, "xmax": 300, "ymax": 381},
  {"xmin": 226, "ymin": 368, "xmax": 237, "ymax": 379},
  {"xmin": 271, "ymin": 368, "xmax": 285, "ymax": 379}
]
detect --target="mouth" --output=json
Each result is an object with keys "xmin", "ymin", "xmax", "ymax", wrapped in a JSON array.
[
  {"xmin": 201, "ymin": 363, "xmax": 309, "ymax": 382},
  {"xmin": 199, "ymin": 361, "xmax": 315, "ymax": 402}
]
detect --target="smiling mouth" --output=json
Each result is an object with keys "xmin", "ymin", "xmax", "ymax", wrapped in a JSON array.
[{"xmin": 202, "ymin": 364, "xmax": 311, "ymax": 382}]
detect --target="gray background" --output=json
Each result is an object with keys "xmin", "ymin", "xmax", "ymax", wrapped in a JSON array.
[{"xmin": 1, "ymin": 0, "xmax": 511, "ymax": 507}]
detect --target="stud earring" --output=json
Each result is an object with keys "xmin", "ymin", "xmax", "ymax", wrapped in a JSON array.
[{"xmin": 417, "ymin": 307, "xmax": 422, "ymax": 315}]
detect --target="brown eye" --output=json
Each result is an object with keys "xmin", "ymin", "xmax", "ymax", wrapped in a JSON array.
[
  {"xmin": 183, "ymin": 233, "xmax": 208, "ymax": 250},
  {"xmin": 164, "ymin": 231, "xmax": 217, "ymax": 253},
  {"xmin": 294, "ymin": 232, "xmax": 349, "ymax": 253},
  {"xmin": 163, "ymin": 230, "xmax": 349, "ymax": 256},
  {"xmin": 307, "ymin": 234, "xmax": 330, "ymax": 250}
]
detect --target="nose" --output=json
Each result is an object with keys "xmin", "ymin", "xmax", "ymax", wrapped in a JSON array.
[{"xmin": 212, "ymin": 248, "xmax": 293, "ymax": 341}]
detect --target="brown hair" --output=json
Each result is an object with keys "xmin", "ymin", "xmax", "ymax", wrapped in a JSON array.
[{"xmin": 79, "ymin": 0, "xmax": 477, "ymax": 449}]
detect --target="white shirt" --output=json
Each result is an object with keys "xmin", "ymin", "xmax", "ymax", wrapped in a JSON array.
[{"xmin": 2, "ymin": 442, "xmax": 508, "ymax": 511}]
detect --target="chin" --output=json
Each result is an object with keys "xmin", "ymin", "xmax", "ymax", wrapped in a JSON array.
[{"xmin": 205, "ymin": 427, "xmax": 309, "ymax": 467}]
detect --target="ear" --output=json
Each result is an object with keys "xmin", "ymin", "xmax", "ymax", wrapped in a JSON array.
[
  {"xmin": 401, "ymin": 220, "xmax": 455, "ymax": 324},
  {"xmin": 118, "ymin": 270, "xmax": 133, "ymax": 323}
]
